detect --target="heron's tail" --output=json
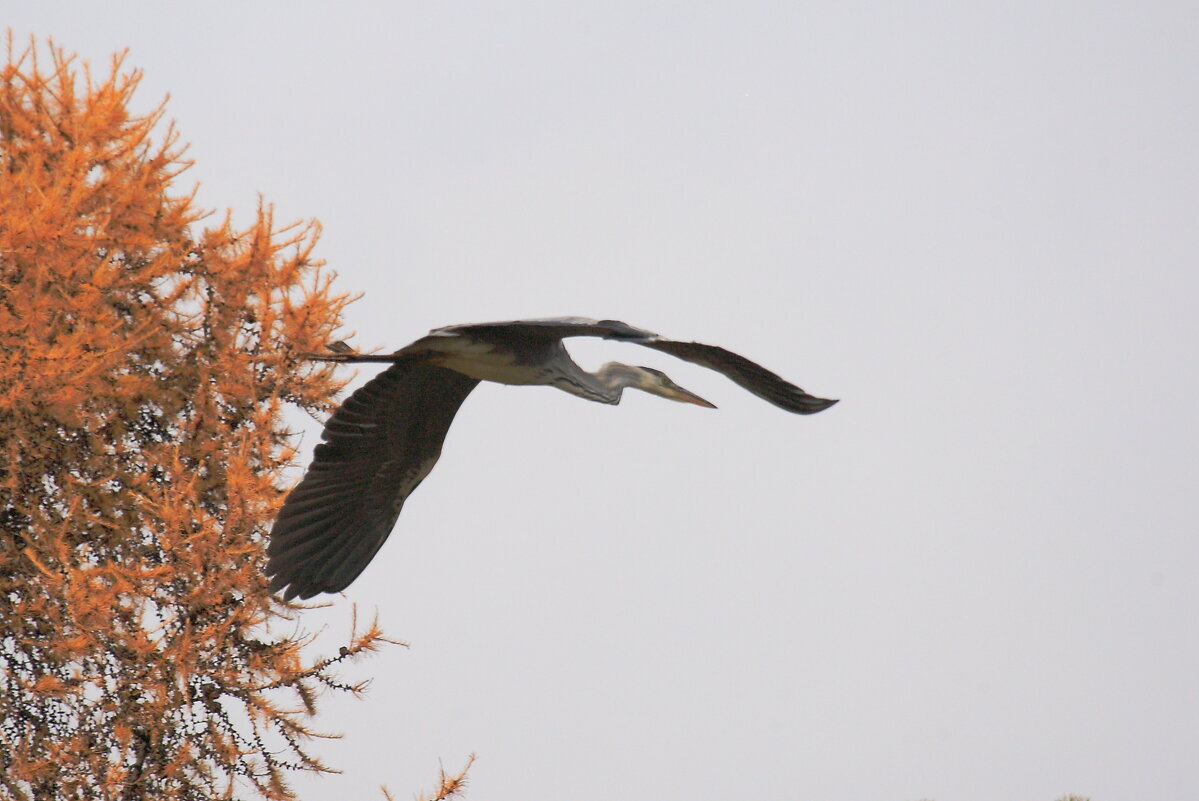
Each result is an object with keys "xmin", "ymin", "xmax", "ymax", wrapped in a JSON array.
[{"xmin": 301, "ymin": 342, "xmax": 398, "ymax": 363}]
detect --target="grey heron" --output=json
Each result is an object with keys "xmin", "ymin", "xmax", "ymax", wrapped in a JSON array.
[{"xmin": 267, "ymin": 317, "xmax": 836, "ymax": 600}]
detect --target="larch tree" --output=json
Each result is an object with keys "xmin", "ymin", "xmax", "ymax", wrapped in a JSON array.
[{"xmin": 0, "ymin": 40, "xmax": 408, "ymax": 800}]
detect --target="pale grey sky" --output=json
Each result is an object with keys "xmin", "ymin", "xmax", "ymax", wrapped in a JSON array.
[{"xmin": 10, "ymin": 3, "xmax": 1199, "ymax": 799}]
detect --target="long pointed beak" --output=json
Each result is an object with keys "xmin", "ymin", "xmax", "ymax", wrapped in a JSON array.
[{"xmin": 668, "ymin": 385, "xmax": 717, "ymax": 409}]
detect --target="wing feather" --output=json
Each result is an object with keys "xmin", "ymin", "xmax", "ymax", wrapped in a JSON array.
[
  {"xmin": 430, "ymin": 317, "xmax": 658, "ymax": 342},
  {"xmin": 266, "ymin": 361, "xmax": 479, "ymax": 600},
  {"xmin": 634, "ymin": 339, "xmax": 838, "ymax": 414}
]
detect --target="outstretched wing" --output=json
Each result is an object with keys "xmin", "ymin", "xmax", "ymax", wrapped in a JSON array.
[
  {"xmin": 267, "ymin": 362, "xmax": 480, "ymax": 600},
  {"xmin": 429, "ymin": 316, "xmax": 659, "ymax": 342},
  {"xmin": 430, "ymin": 317, "xmax": 837, "ymax": 413},
  {"xmin": 634, "ymin": 339, "xmax": 838, "ymax": 414}
]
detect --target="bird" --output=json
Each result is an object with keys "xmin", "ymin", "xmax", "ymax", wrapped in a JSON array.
[{"xmin": 266, "ymin": 317, "xmax": 837, "ymax": 600}]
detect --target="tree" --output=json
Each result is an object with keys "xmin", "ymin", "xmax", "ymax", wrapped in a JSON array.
[{"xmin": 0, "ymin": 39, "xmax": 397, "ymax": 800}]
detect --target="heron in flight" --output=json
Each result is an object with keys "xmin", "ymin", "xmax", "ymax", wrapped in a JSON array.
[{"xmin": 267, "ymin": 317, "xmax": 836, "ymax": 600}]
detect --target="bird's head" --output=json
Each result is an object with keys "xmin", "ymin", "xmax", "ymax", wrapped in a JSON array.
[{"xmin": 619, "ymin": 364, "xmax": 716, "ymax": 408}]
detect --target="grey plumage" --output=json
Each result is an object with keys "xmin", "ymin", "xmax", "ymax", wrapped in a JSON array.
[{"xmin": 267, "ymin": 317, "xmax": 836, "ymax": 600}]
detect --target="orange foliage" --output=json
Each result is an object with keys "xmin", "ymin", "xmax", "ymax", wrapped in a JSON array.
[
  {"xmin": 386, "ymin": 754, "xmax": 476, "ymax": 801},
  {"xmin": 0, "ymin": 39, "xmax": 390, "ymax": 800}
]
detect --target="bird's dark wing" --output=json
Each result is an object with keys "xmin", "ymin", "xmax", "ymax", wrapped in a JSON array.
[
  {"xmin": 429, "ymin": 317, "xmax": 659, "ymax": 342},
  {"xmin": 634, "ymin": 339, "xmax": 838, "ymax": 414},
  {"xmin": 266, "ymin": 362, "xmax": 479, "ymax": 600},
  {"xmin": 428, "ymin": 317, "xmax": 836, "ymax": 413}
]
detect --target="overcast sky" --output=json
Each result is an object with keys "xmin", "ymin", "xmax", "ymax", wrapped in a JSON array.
[{"xmin": 9, "ymin": 3, "xmax": 1199, "ymax": 800}]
